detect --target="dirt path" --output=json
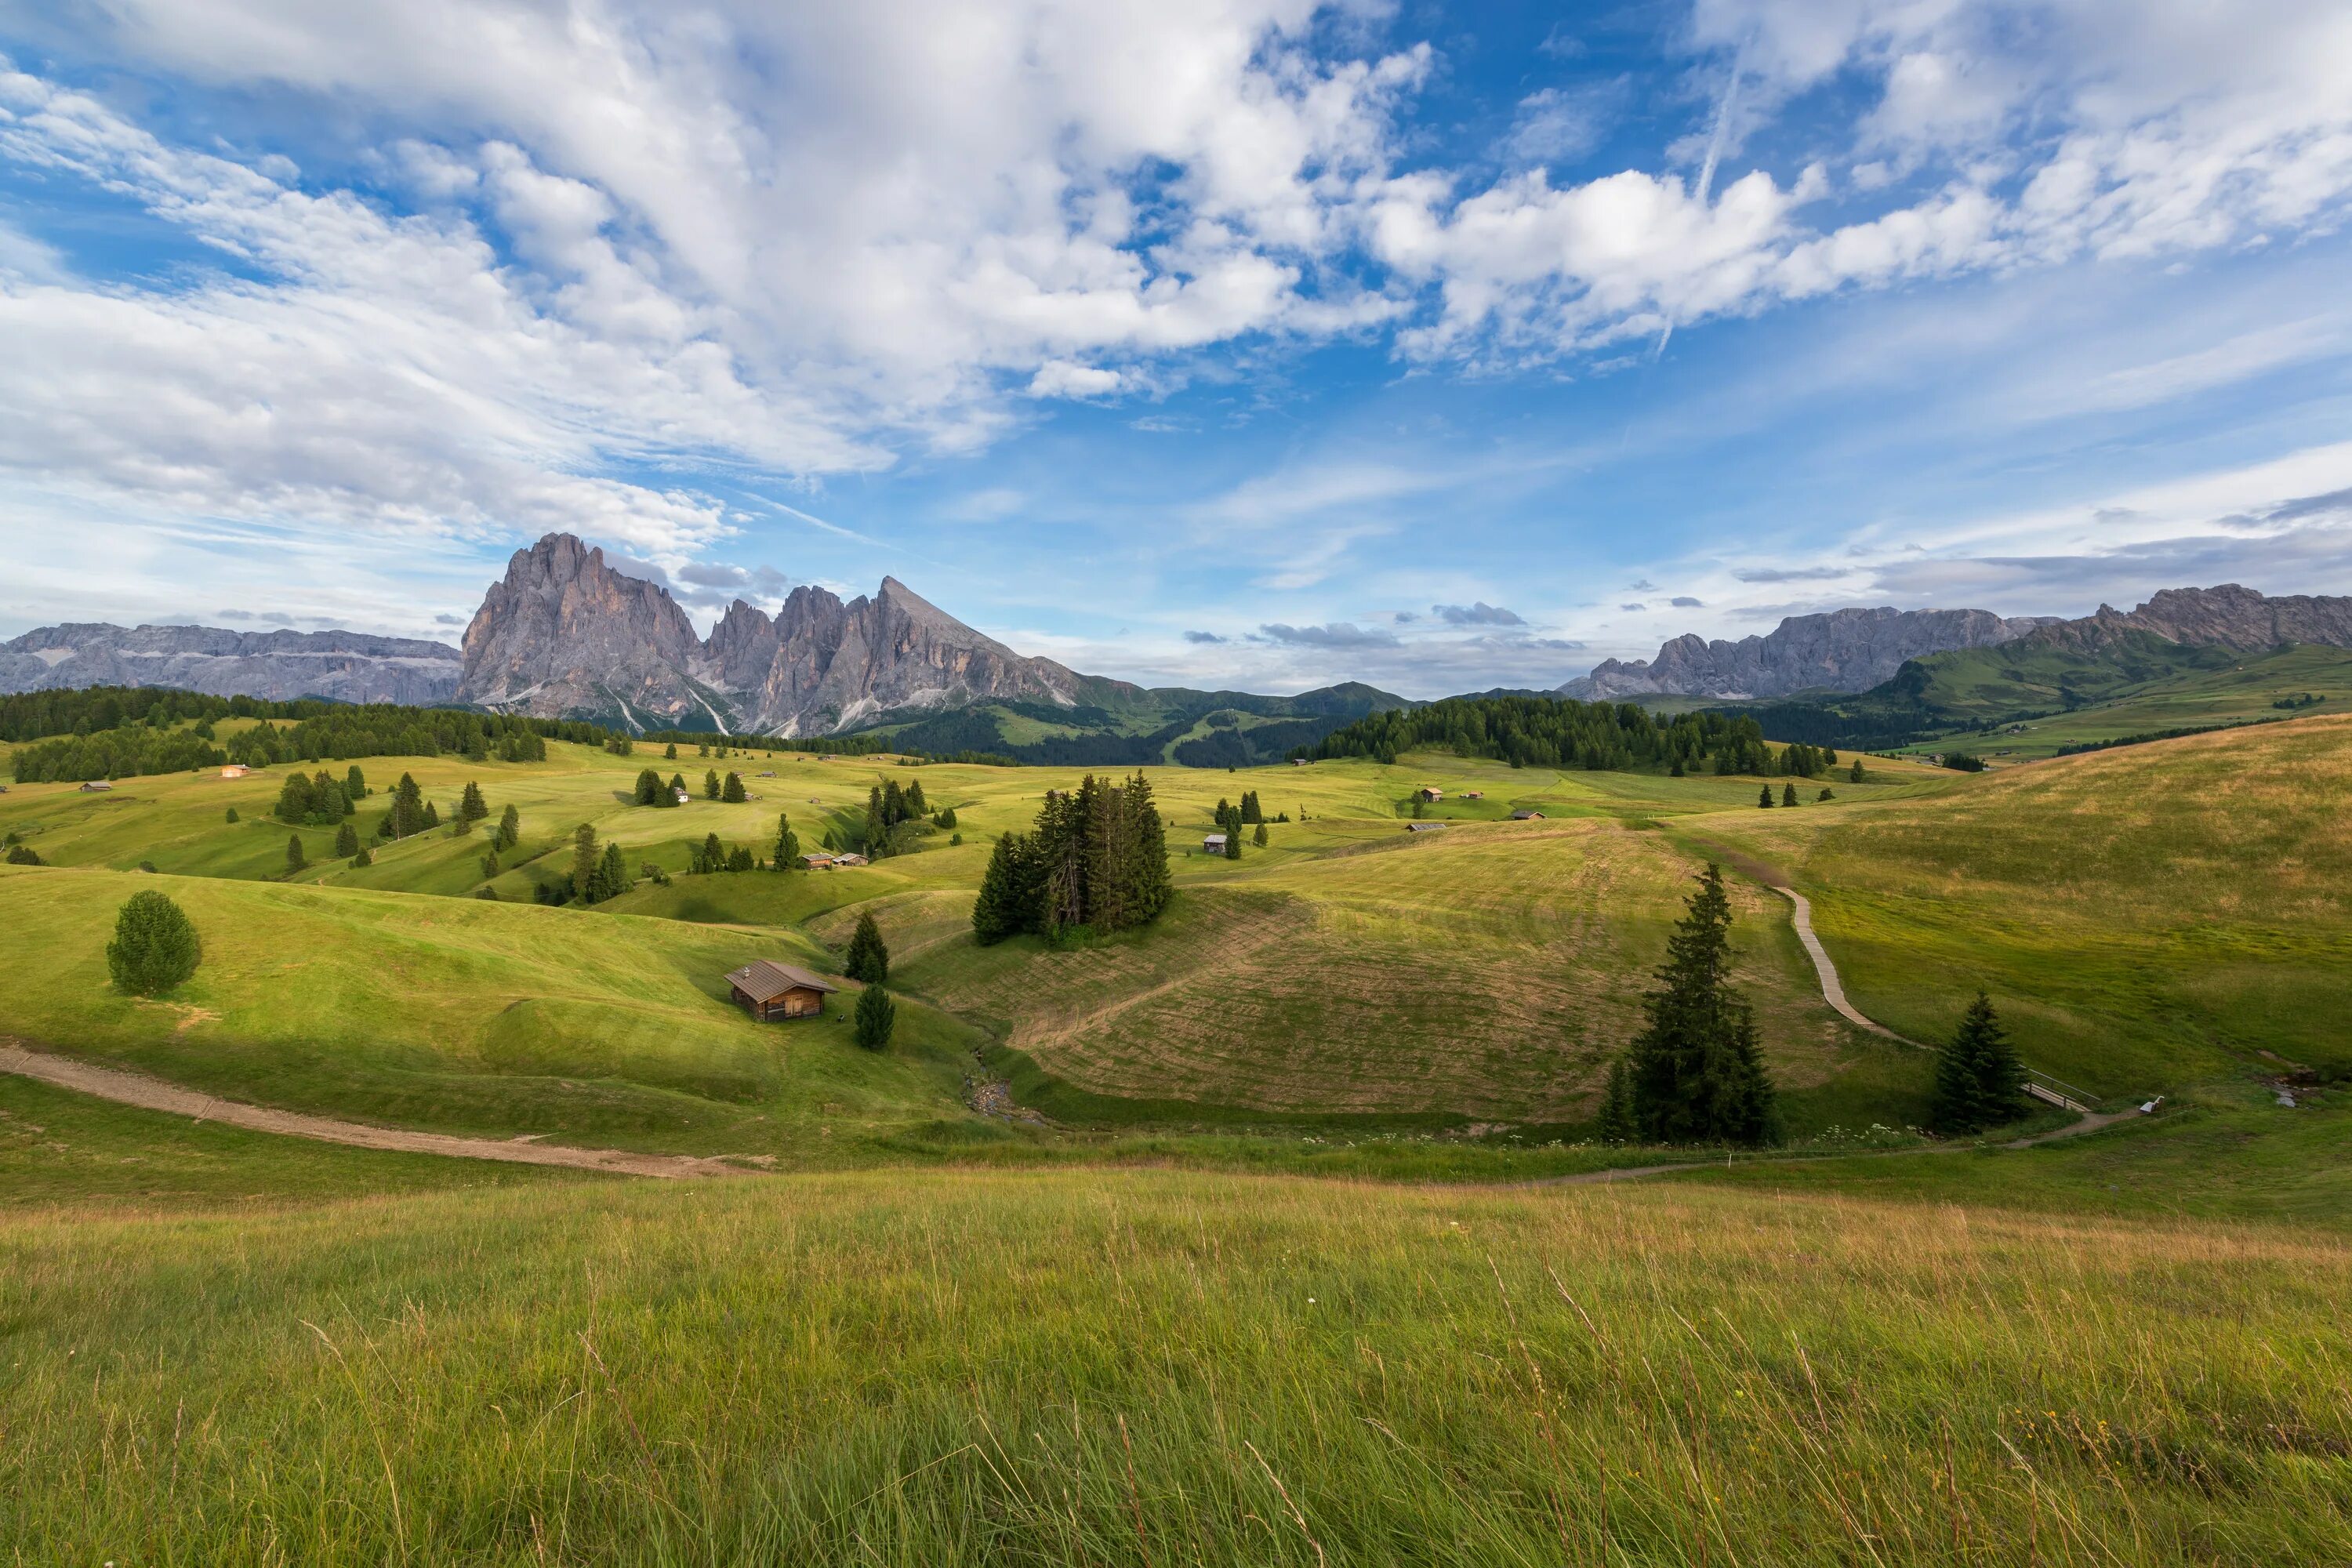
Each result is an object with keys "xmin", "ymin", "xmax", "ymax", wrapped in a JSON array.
[
  {"xmin": 0, "ymin": 1043, "xmax": 750, "ymax": 1179},
  {"xmin": 1774, "ymin": 884, "xmax": 1927, "ymax": 1046}
]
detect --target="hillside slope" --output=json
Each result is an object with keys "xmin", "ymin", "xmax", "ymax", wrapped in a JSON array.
[{"xmin": 1695, "ymin": 714, "xmax": 2352, "ymax": 1094}]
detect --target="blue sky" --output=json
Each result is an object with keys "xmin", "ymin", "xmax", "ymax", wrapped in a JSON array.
[{"xmin": 3, "ymin": 0, "xmax": 2350, "ymax": 696}]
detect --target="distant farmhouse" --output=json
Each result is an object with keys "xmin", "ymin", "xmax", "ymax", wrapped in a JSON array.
[
  {"xmin": 725, "ymin": 960, "xmax": 838, "ymax": 1022},
  {"xmin": 1405, "ymin": 821, "xmax": 1444, "ymax": 833},
  {"xmin": 1417, "ymin": 786, "xmax": 1443, "ymax": 802},
  {"xmin": 1511, "ymin": 809, "xmax": 1545, "ymax": 821},
  {"xmin": 1203, "ymin": 833, "xmax": 1228, "ymax": 853}
]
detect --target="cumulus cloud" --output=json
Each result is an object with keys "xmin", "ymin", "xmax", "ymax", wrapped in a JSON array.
[
  {"xmin": 1671, "ymin": 595, "xmax": 1704, "ymax": 607},
  {"xmin": 1183, "ymin": 629, "xmax": 1228, "ymax": 644},
  {"xmin": 1431, "ymin": 601, "xmax": 1526, "ymax": 626}
]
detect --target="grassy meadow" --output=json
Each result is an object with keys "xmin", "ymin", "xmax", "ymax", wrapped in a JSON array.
[
  {"xmin": 1698, "ymin": 714, "xmax": 2352, "ymax": 1098},
  {"xmin": 4, "ymin": 712, "xmax": 2349, "ymax": 1562},
  {"xmin": 4, "ymin": 1163, "xmax": 2347, "ymax": 1565}
]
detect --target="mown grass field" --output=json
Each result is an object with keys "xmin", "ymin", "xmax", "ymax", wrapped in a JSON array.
[
  {"xmin": 3, "ymin": 1162, "xmax": 2346, "ymax": 1566},
  {"xmin": 1699, "ymin": 714, "xmax": 2352, "ymax": 1098}
]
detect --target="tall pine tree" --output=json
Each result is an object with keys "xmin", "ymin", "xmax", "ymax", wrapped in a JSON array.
[
  {"xmin": 845, "ymin": 912, "xmax": 889, "ymax": 984},
  {"xmin": 1625, "ymin": 864, "xmax": 1780, "ymax": 1147}
]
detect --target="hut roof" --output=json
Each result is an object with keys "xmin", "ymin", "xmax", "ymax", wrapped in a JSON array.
[{"xmin": 725, "ymin": 960, "xmax": 840, "ymax": 1003}]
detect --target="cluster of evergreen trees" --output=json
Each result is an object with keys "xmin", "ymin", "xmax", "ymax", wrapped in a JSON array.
[
  {"xmin": 1305, "ymin": 695, "xmax": 1828, "ymax": 779},
  {"xmin": 633, "ymin": 768, "xmax": 690, "ymax": 806},
  {"xmin": 274, "ymin": 766, "xmax": 367, "ymax": 827},
  {"xmin": 858, "ymin": 776, "xmax": 929, "ymax": 858},
  {"xmin": 1593, "ymin": 865, "xmax": 1780, "ymax": 1148},
  {"xmin": 972, "ymin": 773, "xmax": 1172, "ymax": 942}
]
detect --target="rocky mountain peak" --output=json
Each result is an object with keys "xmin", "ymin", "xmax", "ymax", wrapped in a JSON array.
[{"xmin": 1562, "ymin": 605, "xmax": 2052, "ymax": 701}]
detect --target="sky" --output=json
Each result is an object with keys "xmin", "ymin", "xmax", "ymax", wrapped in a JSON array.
[{"xmin": 2, "ymin": 0, "xmax": 2351, "ymax": 698}]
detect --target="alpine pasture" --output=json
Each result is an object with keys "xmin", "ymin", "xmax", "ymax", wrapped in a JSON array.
[{"xmin": 2, "ymin": 719, "xmax": 2347, "ymax": 1563}]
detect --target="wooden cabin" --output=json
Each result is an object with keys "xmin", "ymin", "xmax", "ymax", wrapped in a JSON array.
[
  {"xmin": 220, "ymin": 764, "xmax": 252, "ymax": 779},
  {"xmin": 1417, "ymin": 786, "xmax": 1443, "ymax": 801},
  {"xmin": 1404, "ymin": 821, "xmax": 1444, "ymax": 832},
  {"xmin": 1511, "ymin": 809, "xmax": 1545, "ymax": 821},
  {"xmin": 1203, "ymin": 833, "xmax": 1229, "ymax": 852},
  {"xmin": 725, "ymin": 960, "xmax": 839, "ymax": 1022},
  {"xmin": 800, "ymin": 851, "xmax": 837, "ymax": 869}
]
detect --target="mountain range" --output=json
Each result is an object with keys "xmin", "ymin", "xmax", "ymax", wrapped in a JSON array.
[
  {"xmin": 7, "ymin": 531, "xmax": 2350, "ymax": 760},
  {"xmin": 1559, "ymin": 585, "xmax": 2352, "ymax": 702},
  {"xmin": 0, "ymin": 623, "xmax": 461, "ymax": 706}
]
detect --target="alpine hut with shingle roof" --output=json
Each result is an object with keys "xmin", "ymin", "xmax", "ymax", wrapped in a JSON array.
[{"xmin": 725, "ymin": 960, "xmax": 840, "ymax": 1022}]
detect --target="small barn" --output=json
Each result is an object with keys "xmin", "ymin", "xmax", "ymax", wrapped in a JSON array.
[
  {"xmin": 1417, "ymin": 786, "xmax": 1443, "ymax": 801},
  {"xmin": 220, "ymin": 764, "xmax": 252, "ymax": 779},
  {"xmin": 800, "ymin": 851, "xmax": 837, "ymax": 869},
  {"xmin": 79, "ymin": 780, "xmax": 114, "ymax": 793},
  {"xmin": 1405, "ymin": 821, "xmax": 1445, "ymax": 833},
  {"xmin": 833, "ymin": 852, "xmax": 869, "ymax": 866},
  {"xmin": 1511, "ymin": 809, "xmax": 1545, "ymax": 821},
  {"xmin": 1203, "ymin": 833, "xmax": 1229, "ymax": 852},
  {"xmin": 1461, "ymin": 790, "xmax": 1484, "ymax": 800},
  {"xmin": 725, "ymin": 960, "xmax": 839, "ymax": 1022},
  {"xmin": 672, "ymin": 786, "xmax": 692, "ymax": 804}
]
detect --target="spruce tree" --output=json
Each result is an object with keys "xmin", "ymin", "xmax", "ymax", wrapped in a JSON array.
[
  {"xmin": 495, "ymin": 804, "xmax": 521, "ymax": 851},
  {"xmin": 854, "ymin": 983, "xmax": 897, "ymax": 1051},
  {"xmin": 1624, "ymin": 864, "xmax": 1780, "ymax": 1147},
  {"xmin": 459, "ymin": 780, "xmax": 488, "ymax": 822},
  {"xmin": 1932, "ymin": 993, "xmax": 2026, "ymax": 1134},
  {"xmin": 668, "ymin": 773, "xmax": 688, "ymax": 801},
  {"xmin": 1253, "ymin": 822, "xmax": 1268, "ymax": 848},
  {"xmin": 345, "ymin": 764, "xmax": 368, "ymax": 800},
  {"xmin": 1759, "ymin": 784, "xmax": 1774, "ymax": 808},
  {"xmin": 334, "ymin": 822, "xmax": 358, "ymax": 857},
  {"xmin": 225, "ymin": 806, "xmax": 239, "ymax": 823},
  {"xmin": 1849, "ymin": 757, "xmax": 1867, "ymax": 783},
  {"xmin": 285, "ymin": 833, "xmax": 307, "ymax": 874},
  {"xmin": 634, "ymin": 768, "xmax": 662, "ymax": 806},
  {"xmin": 392, "ymin": 772, "xmax": 426, "ymax": 837},
  {"xmin": 1782, "ymin": 782, "xmax": 1798, "ymax": 807},
  {"xmin": 1595, "ymin": 1056, "xmax": 1638, "ymax": 1144},
  {"xmin": 774, "ymin": 812, "xmax": 800, "ymax": 869},
  {"xmin": 352, "ymin": 848, "xmax": 372, "ymax": 868},
  {"xmin": 971, "ymin": 833, "xmax": 1033, "ymax": 944},
  {"xmin": 698, "ymin": 832, "xmax": 724, "ymax": 874},
  {"xmin": 106, "ymin": 889, "xmax": 201, "ymax": 995},
  {"xmin": 704, "ymin": 769, "xmax": 720, "ymax": 800},
  {"xmin": 906, "ymin": 779, "xmax": 928, "ymax": 816},
  {"xmin": 723, "ymin": 771, "xmax": 747, "ymax": 804},
  {"xmin": 571, "ymin": 823, "xmax": 599, "ymax": 899},
  {"xmin": 481, "ymin": 849, "xmax": 499, "ymax": 880},
  {"xmin": 1817, "ymin": 787, "xmax": 1834, "ymax": 801},
  {"xmin": 845, "ymin": 911, "xmax": 889, "ymax": 984},
  {"xmin": 1224, "ymin": 827, "xmax": 1242, "ymax": 859},
  {"xmin": 665, "ymin": 742, "xmax": 678, "ymax": 760}
]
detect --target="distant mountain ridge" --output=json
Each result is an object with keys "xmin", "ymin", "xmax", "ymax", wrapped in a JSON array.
[
  {"xmin": 1561, "ymin": 606, "xmax": 2056, "ymax": 701},
  {"xmin": 0, "ymin": 622, "xmax": 461, "ymax": 705},
  {"xmin": 455, "ymin": 532, "xmax": 1127, "ymax": 735},
  {"xmin": 1560, "ymin": 584, "xmax": 2352, "ymax": 702}
]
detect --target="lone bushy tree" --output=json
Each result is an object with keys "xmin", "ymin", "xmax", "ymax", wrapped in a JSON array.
[
  {"xmin": 334, "ymin": 822, "xmax": 358, "ymax": 857},
  {"xmin": 1624, "ymin": 864, "xmax": 1780, "ymax": 1147},
  {"xmin": 722, "ymin": 771, "xmax": 747, "ymax": 804},
  {"xmin": 1929, "ymin": 993, "xmax": 2029, "ymax": 1134},
  {"xmin": 845, "ymin": 911, "xmax": 889, "ymax": 984},
  {"xmin": 854, "ymin": 983, "xmax": 897, "ymax": 1051},
  {"xmin": 773, "ymin": 812, "xmax": 800, "ymax": 869},
  {"xmin": 1781, "ymin": 782, "xmax": 1799, "ymax": 807},
  {"xmin": 285, "ymin": 833, "xmax": 307, "ymax": 874},
  {"xmin": 1758, "ymin": 784, "xmax": 1774, "ymax": 808},
  {"xmin": 107, "ymin": 888, "xmax": 200, "ymax": 995}
]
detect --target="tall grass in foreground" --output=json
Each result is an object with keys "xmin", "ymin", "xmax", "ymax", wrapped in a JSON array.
[{"xmin": 3, "ymin": 1170, "xmax": 2347, "ymax": 1564}]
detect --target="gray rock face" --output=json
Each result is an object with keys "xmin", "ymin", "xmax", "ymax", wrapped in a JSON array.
[
  {"xmin": 1562, "ymin": 607, "xmax": 2054, "ymax": 700},
  {"xmin": 0, "ymin": 622, "xmax": 460, "ymax": 703},
  {"xmin": 455, "ymin": 534, "xmax": 1089, "ymax": 734},
  {"xmin": 2110, "ymin": 584, "xmax": 2352, "ymax": 650},
  {"xmin": 455, "ymin": 534, "xmax": 713, "ymax": 728}
]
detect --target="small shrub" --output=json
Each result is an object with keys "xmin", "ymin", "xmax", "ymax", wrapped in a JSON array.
[
  {"xmin": 352, "ymin": 848, "xmax": 372, "ymax": 868},
  {"xmin": 224, "ymin": 806, "xmax": 239, "ymax": 823},
  {"xmin": 474, "ymin": 886, "xmax": 499, "ymax": 901},
  {"xmin": 106, "ymin": 888, "xmax": 201, "ymax": 995},
  {"xmin": 4, "ymin": 845, "xmax": 40, "ymax": 865},
  {"xmin": 138, "ymin": 860, "xmax": 158, "ymax": 873}
]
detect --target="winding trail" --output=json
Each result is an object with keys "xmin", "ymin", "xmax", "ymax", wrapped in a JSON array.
[
  {"xmin": 1776, "ymin": 885, "xmax": 1924, "ymax": 1047},
  {"xmin": 0, "ymin": 1043, "xmax": 750, "ymax": 1179}
]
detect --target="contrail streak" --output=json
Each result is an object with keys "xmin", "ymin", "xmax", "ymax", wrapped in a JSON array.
[{"xmin": 1652, "ymin": 38, "xmax": 1748, "ymax": 363}]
